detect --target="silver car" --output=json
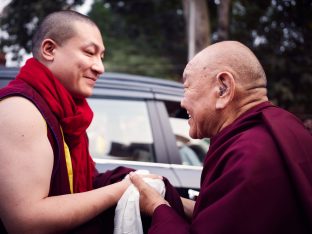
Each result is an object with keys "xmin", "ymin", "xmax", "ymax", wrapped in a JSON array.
[{"xmin": 0, "ymin": 69, "xmax": 209, "ymax": 199}]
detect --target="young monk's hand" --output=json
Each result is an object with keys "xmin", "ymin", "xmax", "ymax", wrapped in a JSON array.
[{"xmin": 129, "ymin": 171, "xmax": 170, "ymax": 216}]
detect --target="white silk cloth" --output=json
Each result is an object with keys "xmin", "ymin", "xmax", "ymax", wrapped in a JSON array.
[{"xmin": 114, "ymin": 172, "xmax": 166, "ymax": 234}]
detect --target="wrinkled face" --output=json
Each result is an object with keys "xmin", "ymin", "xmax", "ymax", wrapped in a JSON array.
[
  {"xmin": 181, "ymin": 62, "xmax": 218, "ymax": 139},
  {"xmin": 50, "ymin": 22, "xmax": 105, "ymax": 98}
]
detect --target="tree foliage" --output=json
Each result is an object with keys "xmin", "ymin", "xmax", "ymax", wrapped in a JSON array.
[
  {"xmin": 229, "ymin": 0, "xmax": 312, "ymax": 115},
  {"xmin": 0, "ymin": 0, "xmax": 84, "ymax": 61},
  {"xmin": 0, "ymin": 0, "xmax": 311, "ymax": 115},
  {"xmin": 88, "ymin": 0, "xmax": 187, "ymax": 80}
]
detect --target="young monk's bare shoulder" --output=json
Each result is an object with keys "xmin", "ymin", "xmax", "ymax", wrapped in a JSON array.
[{"xmin": 0, "ymin": 96, "xmax": 46, "ymax": 134}]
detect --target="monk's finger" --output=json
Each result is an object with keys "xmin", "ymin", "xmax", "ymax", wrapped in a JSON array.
[
  {"xmin": 140, "ymin": 173, "xmax": 163, "ymax": 180},
  {"xmin": 129, "ymin": 171, "xmax": 149, "ymax": 191}
]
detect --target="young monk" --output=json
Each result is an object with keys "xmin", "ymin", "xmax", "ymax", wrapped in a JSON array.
[{"xmin": 0, "ymin": 10, "xmax": 183, "ymax": 233}]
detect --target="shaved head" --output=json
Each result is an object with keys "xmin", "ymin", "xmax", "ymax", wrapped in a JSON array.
[
  {"xmin": 181, "ymin": 41, "xmax": 269, "ymax": 137},
  {"xmin": 32, "ymin": 10, "xmax": 98, "ymax": 59},
  {"xmin": 189, "ymin": 41, "xmax": 267, "ymax": 90}
]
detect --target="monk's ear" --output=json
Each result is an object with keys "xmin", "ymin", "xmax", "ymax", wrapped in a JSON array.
[
  {"xmin": 215, "ymin": 71, "xmax": 235, "ymax": 110},
  {"xmin": 40, "ymin": 39, "xmax": 57, "ymax": 62}
]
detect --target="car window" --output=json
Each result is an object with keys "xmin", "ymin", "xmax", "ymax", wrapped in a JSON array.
[
  {"xmin": 169, "ymin": 117, "xmax": 209, "ymax": 166},
  {"xmin": 87, "ymin": 98, "xmax": 155, "ymax": 162},
  {"xmin": 164, "ymin": 101, "xmax": 210, "ymax": 166}
]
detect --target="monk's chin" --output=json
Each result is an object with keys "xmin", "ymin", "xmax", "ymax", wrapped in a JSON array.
[{"xmin": 189, "ymin": 131, "xmax": 199, "ymax": 139}]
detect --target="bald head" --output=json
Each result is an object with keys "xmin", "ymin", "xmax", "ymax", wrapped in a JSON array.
[
  {"xmin": 32, "ymin": 10, "xmax": 98, "ymax": 59},
  {"xmin": 189, "ymin": 41, "xmax": 267, "ymax": 91},
  {"xmin": 182, "ymin": 41, "xmax": 268, "ymax": 136}
]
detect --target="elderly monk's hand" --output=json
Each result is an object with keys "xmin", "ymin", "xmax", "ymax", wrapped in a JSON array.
[{"xmin": 129, "ymin": 171, "xmax": 170, "ymax": 216}]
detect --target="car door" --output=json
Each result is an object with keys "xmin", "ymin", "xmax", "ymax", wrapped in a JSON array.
[
  {"xmin": 87, "ymin": 96, "xmax": 183, "ymax": 188},
  {"xmin": 87, "ymin": 93, "xmax": 207, "ymax": 199}
]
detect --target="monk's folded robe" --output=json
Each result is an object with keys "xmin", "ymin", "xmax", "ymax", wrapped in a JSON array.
[{"xmin": 148, "ymin": 102, "xmax": 312, "ymax": 234}]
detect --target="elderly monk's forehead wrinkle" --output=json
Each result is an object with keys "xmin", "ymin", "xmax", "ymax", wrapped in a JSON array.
[{"xmin": 183, "ymin": 62, "xmax": 194, "ymax": 83}]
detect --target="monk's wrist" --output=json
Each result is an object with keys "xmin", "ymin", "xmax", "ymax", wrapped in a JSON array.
[{"xmin": 152, "ymin": 200, "xmax": 170, "ymax": 214}]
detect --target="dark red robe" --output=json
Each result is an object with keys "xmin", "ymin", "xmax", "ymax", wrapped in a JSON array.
[{"xmin": 149, "ymin": 102, "xmax": 312, "ymax": 234}]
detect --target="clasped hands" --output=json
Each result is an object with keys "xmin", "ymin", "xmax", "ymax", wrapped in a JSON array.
[{"xmin": 128, "ymin": 171, "xmax": 170, "ymax": 216}]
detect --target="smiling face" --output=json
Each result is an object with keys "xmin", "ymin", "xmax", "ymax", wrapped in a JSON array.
[
  {"xmin": 181, "ymin": 41, "xmax": 269, "ymax": 139},
  {"xmin": 181, "ymin": 59, "xmax": 219, "ymax": 139},
  {"xmin": 47, "ymin": 21, "xmax": 105, "ymax": 98}
]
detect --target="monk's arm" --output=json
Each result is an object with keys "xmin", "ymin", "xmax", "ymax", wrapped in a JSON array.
[
  {"xmin": 181, "ymin": 197, "xmax": 195, "ymax": 219},
  {"xmin": 0, "ymin": 97, "xmax": 129, "ymax": 233}
]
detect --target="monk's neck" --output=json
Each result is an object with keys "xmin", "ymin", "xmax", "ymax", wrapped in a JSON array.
[{"xmin": 216, "ymin": 97, "xmax": 268, "ymax": 135}]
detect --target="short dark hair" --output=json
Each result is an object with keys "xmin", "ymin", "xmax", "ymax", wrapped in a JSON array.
[{"xmin": 32, "ymin": 10, "xmax": 98, "ymax": 58}]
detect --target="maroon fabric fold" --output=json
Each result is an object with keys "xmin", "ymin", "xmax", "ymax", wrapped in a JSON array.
[
  {"xmin": 147, "ymin": 101, "xmax": 312, "ymax": 234},
  {"xmin": 16, "ymin": 58, "xmax": 96, "ymax": 192}
]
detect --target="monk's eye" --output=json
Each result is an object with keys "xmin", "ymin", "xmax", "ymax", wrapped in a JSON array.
[{"xmin": 85, "ymin": 50, "xmax": 95, "ymax": 56}]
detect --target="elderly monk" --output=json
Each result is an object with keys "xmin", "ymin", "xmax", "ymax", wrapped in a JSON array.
[{"xmin": 130, "ymin": 41, "xmax": 312, "ymax": 234}]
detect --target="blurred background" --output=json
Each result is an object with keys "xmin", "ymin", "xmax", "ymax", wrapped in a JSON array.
[{"xmin": 0, "ymin": 0, "xmax": 311, "ymax": 126}]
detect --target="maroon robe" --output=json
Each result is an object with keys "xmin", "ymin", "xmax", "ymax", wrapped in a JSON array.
[{"xmin": 149, "ymin": 102, "xmax": 312, "ymax": 234}]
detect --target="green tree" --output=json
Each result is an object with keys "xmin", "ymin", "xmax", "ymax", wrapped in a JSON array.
[
  {"xmin": 1, "ymin": 0, "xmax": 311, "ymax": 115},
  {"xmin": 229, "ymin": 0, "xmax": 312, "ymax": 116},
  {"xmin": 0, "ymin": 0, "xmax": 83, "ymax": 62},
  {"xmin": 88, "ymin": 0, "xmax": 187, "ymax": 80}
]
